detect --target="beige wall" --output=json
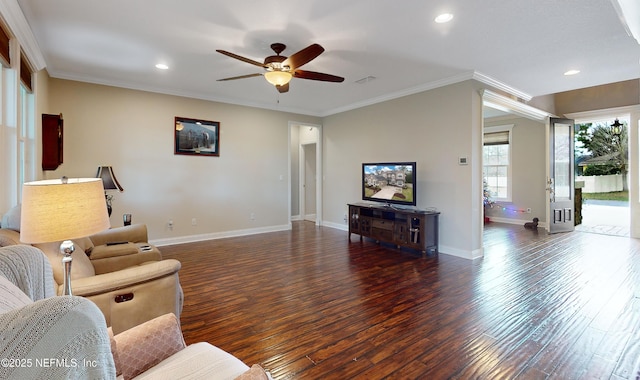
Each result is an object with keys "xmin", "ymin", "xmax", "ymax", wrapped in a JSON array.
[
  {"xmin": 18, "ymin": 72, "xmax": 579, "ymax": 259},
  {"xmin": 555, "ymin": 79, "xmax": 640, "ymax": 116},
  {"xmin": 11, "ymin": 74, "xmax": 488, "ymax": 259},
  {"xmin": 484, "ymin": 116, "xmax": 546, "ymax": 224},
  {"xmin": 46, "ymin": 78, "xmax": 321, "ymax": 243},
  {"xmin": 24, "ymin": 74, "xmax": 509, "ymax": 259},
  {"xmin": 323, "ymin": 81, "xmax": 485, "ymax": 259}
]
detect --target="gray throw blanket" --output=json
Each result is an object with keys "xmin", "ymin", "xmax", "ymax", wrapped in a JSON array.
[
  {"xmin": 0, "ymin": 245, "xmax": 116, "ymax": 379},
  {"xmin": 0, "ymin": 244, "xmax": 55, "ymax": 300}
]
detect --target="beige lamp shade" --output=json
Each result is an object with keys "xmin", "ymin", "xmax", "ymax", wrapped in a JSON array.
[{"xmin": 20, "ymin": 178, "xmax": 111, "ymax": 244}]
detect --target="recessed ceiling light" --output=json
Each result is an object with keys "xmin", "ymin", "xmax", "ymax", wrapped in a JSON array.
[
  {"xmin": 564, "ymin": 69, "xmax": 580, "ymax": 76},
  {"xmin": 155, "ymin": 63, "xmax": 169, "ymax": 70},
  {"xmin": 435, "ymin": 13, "xmax": 454, "ymax": 23}
]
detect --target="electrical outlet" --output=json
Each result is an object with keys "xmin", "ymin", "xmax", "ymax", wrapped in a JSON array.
[
  {"xmin": 250, "ymin": 213, "xmax": 255, "ymax": 220},
  {"xmin": 191, "ymin": 218, "xmax": 197, "ymax": 226},
  {"xmin": 168, "ymin": 220, "xmax": 173, "ymax": 230}
]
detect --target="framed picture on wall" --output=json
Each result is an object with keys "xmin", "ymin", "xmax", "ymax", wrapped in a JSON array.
[{"xmin": 174, "ymin": 116, "xmax": 220, "ymax": 156}]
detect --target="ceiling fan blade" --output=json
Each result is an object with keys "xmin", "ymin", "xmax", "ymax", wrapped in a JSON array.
[
  {"xmin": 294, "ymin": 70, "xmax": 344, "ymax": 83},
  {"xmin": 217, "ymin": 73, "xmax": 263, "ymax": 81},
  {"xmin": 282, "ymin": 44, "xmax": 324, "ymax": 70},
  {"xmin": 276, "ymin": 83, "xmax": 289, "ymax": 93},
  {"xmin": 216, "ymin": 50, "xmax": 266, "ymax": 67}
]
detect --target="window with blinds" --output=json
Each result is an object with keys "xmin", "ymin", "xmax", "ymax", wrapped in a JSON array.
[
  {"xmin": 20, "ymin": 51, "xmax": 32, "ymax": 92},
  {"xmin": 0, "ymin": 23, "xmax": 10, "ymax": 67},
  {"xmin": 483, "ymin": 125, "xmax": 513, "ymax": 201}
]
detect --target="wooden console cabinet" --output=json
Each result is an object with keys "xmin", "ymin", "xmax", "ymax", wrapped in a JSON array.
[{"xmin": 348, "ymin": 203, "xmax": 440, "ymax": 257}]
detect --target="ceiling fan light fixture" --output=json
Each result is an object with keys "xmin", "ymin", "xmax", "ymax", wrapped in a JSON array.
[{"xmin": 264, "ymin": 70, "xmax": 292, "ymax": 86}]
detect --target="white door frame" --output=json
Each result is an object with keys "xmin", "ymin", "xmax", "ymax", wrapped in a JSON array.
[
  {"xmin": 566, "ymin": 105, "xmax": 640, "ymax": 237},
  {"xmin": 288, "ymin": 121, "xmax": 323, "ymax": 226},
  {"xmin": 481, "ymin": 89, "xmax": 552, "ymax": 238}
]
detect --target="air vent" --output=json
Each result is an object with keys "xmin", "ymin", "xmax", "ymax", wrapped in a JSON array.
[{"xmin": 355, "ymin": 76, "xmax": 376, "ymax": 84}]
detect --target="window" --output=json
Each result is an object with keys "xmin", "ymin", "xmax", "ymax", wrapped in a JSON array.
[
  {"xmin": 20, "ymin": 83, "xmax": 35, "ymax": 187},
  {"xmin": 0, "ymin": 24, "xmax": 36, "ymax": 210},
  {"xmin": 483, "ymin": 125, "xmax": 513, "ymax": 202},
  {"xmin": 1, "ymin": 63, "xmax": 18, "ymax": 208}
]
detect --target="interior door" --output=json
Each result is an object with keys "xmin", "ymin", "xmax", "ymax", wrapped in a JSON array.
[{"xmin": 547, "ymin": 117, "xmax": 575, "ymax": 233}]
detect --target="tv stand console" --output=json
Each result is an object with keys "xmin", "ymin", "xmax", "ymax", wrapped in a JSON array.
[{"xmin": 348, "ymin": 203, "xmax": 440, "ymax": 257}]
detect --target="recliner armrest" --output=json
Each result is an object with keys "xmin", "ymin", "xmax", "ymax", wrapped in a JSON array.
[
  {"xmin": 89, "ymin": 243, "xmax": 141, "ymax": 259},
  {"xmin": 69, "ymin": 259, "xmax": 181, "ymax": 297},
  {"xmin": 89, "ymin": 224, "xmax": 149, "ymax": 246},
  {"xmin": 91, "ymin": 245, "xmax": 162, "ymax": 274}
]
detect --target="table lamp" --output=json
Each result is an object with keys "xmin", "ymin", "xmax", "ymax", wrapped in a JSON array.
[
  {"xmin": 20, "ymin": 177, "xmax": 111, "ymax": 295},
  {"xmin": 96, "ymin": 166, "xmax": 124, "ymax": 217}
]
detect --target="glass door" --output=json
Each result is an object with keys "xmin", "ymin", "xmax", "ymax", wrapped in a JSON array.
[{"xmin": 547, "ymin": 117, "xmax": 575, "ymax": 233}]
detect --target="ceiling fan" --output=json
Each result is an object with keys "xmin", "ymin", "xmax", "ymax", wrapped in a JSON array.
[{"xmin": 216, "ymin": 43, "xmax": 344, "ymax": 93}]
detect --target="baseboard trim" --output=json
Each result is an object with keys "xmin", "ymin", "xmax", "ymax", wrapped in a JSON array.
[
  {"xmin": 154, "ymin": 220, "xmax": 488, "ymax": 261},
  {"xmin": 486, "ymin": 216, "xmax": 547, "ymax": 228},
  {"xmin": 438, "ymin": 245, "xmax": 483, "ymax": 260},
  {"xmin": 322, "ymin": 221, "xmax": 348, "ymax": 231},
  {"xmin": 151, "ymin": 224, "xmax": 292, "ymax": 246}
]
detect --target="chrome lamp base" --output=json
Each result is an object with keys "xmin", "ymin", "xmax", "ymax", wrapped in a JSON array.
[{"xmin": 59, "ymin": 239, "xmax": 75, "ymax": 296}]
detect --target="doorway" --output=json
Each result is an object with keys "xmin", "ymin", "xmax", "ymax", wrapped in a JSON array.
[
  {"xmin": 482, "ymin": 90, "xmax": 551, "ymax": 233},
  {"xmin": 289, "ymin": 122, "xmax": 322, "ymax": 226},
  {"xmin": 301, "ymin": 142, "xmax": 317, "ymax": 222},
  {"xmin": 571, "ymin": 114, "xmax": 630, "ymax": 237}
]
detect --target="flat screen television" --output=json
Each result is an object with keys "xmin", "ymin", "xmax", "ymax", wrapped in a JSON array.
[{"xmin": 362, "ymin": 162, "xmax": 416, "ymax": 206}]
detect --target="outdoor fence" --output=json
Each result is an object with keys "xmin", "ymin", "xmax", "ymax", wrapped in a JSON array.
[{"xmin": 576, "ymin": 174, "xmax": 624, "ymax": 193}]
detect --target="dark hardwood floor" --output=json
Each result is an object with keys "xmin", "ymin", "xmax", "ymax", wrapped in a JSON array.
[{"xmin": 161, "ymin": 221, "xmax": 640, "ymax": 379}]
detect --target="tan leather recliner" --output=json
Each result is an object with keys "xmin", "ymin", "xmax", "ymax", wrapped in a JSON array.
[
  {"xmin": 36, "ymin": 239, "xmax": 183, "ymax": 335},
  {"xmin": 86, "ymin": 224, "xmax": 163, "ymax": 273},
  {"xmin": 1, "ymin": 245, "xmax": 260, "ymax": 380}
]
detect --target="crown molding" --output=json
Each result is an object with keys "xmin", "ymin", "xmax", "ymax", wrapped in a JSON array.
[
  {"xmin": 472, "ymin": 72, "xmax": 532, "ymax": 102},
  {"xmin": 0, "ymin": 0, "xmax": 45, "ymax": 70},
  {"xmin": 322, "ymin": 71, "xmax": 533, "ymax": 117},
  {"xmin": 49, "ymin": 63, "xmax": 538, "ymax": 119},
  {"xmin": 322, "ymin": 71, "xmax": 477, "ymax": 116},
  {"xmin": 48, "ymin": 69, "xmax": 322, "ymax": 117},
  {"xmin": 482, "ymin": 89, "xmax": 552, "ymax": 121},
  {"xmin": 610, "ymin": 0, "xmax": 640, "ymax": 45}
]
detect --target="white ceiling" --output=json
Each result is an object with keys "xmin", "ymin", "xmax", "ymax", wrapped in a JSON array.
[{"xmin": 15, "ymin": 0, "xmax": 640, "ymax": 116}]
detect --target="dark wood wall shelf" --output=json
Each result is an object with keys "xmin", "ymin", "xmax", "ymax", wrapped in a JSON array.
[{"xmin": 348, "ymin": 202, "xmax": 440, "ymax": 257}]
